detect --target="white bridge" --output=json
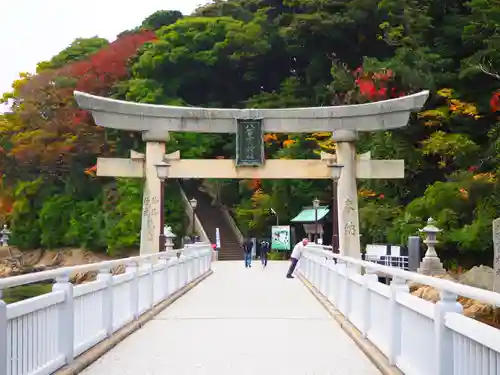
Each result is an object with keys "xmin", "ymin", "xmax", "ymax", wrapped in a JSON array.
[{"xmin": 0, "ymin": 243, "xmax": 499, "ymax": 375}]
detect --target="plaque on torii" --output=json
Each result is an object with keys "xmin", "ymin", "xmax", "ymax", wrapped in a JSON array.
[{"xmin": 74, "ymin": 90, "xmax": 429, "ymax": 257}]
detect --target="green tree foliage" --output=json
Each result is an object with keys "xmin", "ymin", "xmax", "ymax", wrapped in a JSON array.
[
  {"xmin": 141, "ymin": 10, "xmax": 184, "ymax": 30},
  {"xmin": 1, "ymin": 3, "xmax": 499, "ymax": 266},
  {"xmin": 36, "ymin": 37, "xmax": 109, "ymax": 71}
]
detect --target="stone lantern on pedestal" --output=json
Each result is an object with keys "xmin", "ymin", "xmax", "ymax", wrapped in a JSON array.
[
  {"xmin": 417, "ymin": 217, "xmax": 446, "ymax": 276},
  {"xmin": 164, "ymin": 225, "xmax": 176, "ymax": 252},
  {"xmin": 0, "ymin": 225, "xmax": 11, "ymax": 247}
]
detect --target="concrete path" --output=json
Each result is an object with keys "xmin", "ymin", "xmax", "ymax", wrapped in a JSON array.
[{"xmin": 82, "ymin": 261, "xmax": 381, "ymax": 375}]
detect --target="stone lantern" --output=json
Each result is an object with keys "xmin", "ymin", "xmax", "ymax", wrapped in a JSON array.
[
  {"xmin": 0, "ymin": 225, "xmax": 11, "ymax": 247},
  {"xmin": 417, "ymin": 218, "xmax": 446, "ymax": 276},
  {"xmin": 164, "ymin": 225, "xmax": 176, "ymax": 252}
]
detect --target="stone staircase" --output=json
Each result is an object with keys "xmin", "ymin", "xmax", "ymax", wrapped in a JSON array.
[{"xmin": 182, "ymin": 181, "xmax": 243, "ymax": 261}]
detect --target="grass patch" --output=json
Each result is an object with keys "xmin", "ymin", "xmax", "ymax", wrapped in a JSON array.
[
  {"xmin": 3, "ymin": 284, "xmax": 53, "ymax": 304},
  {"xmin": 268, "ymin": 251, "xmax": 288, "ymax": 260}
]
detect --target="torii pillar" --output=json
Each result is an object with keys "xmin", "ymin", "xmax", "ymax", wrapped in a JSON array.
[
  {"xmin": 139, "ymin": 140, "xmax": 166, "ymax": 256},
  {"xmin": 333, "ymin": 130, "xmax": 362, "ymax": 259}
]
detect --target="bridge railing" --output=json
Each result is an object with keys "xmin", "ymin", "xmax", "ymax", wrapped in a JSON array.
[
  {"xmin": 0, "ymin": 244, "xmax": 213, "ymax": 375},
  {"xmin": 364, "ymin": 254, "xmax": 409, "ymax": 271},
  {"xmin": 299, "ymin": 245, "xmax": 500, "ymax": 375}
]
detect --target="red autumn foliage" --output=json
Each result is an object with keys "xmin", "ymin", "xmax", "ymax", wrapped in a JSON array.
[
  {"xmin": 490, "ymin": 92, "xmax": 500, "ymax": 112},
  {"xmin": 84, "ymin": 164, "xmax": 98, "ymax": 176},
  {"xmin": 62, "ymin": 30, "xmax": 157, "ymax": 96},
  {"xmin": 4, "ymin": 31, "xmax": 157, "ymax": 176},
  {"xmin": 248, "ymin": 179, "xmax": 261, "ymax": 190},
  {"xmin": 353, "ymin": 67, "xmax": 405, "ymax": 101}
]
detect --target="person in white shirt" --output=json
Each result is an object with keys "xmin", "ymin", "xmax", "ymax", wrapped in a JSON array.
[{"xmin": 286, "ymin": 238, "xmax": 309, "ymax": 278}]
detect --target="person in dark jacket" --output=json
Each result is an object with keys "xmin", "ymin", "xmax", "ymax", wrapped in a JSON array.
[
  {"xmin": 260, "ymin": 240, "xmax": 270, "ymax": 268},
  {"xmin": 243, "ymin": 238, "xmax": 253, "ymax": 268}
]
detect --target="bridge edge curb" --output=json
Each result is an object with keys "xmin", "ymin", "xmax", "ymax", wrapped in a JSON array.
[
  {"xmin": 297, "ymin": 272, "xmax": 404, "ymax": 375},
  {"xmin": 54, "ymin": 269, "xmax": 214, "ymax": 375}
]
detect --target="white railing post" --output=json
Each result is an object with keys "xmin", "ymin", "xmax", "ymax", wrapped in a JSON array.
[
  {"xmin": 97, "ymin": 268, "xmax": 113, "ymax": 337},
  {"xmin": 197, "ymin": 251, "xmax": 202, "ymax": 277},
  {"xmin": 329, "ymin": 259, "xmax": 339, "ymax": 304},
  {"xmin": 201, "ymin": 251, "xmax": 206, "ymax": 274},
  {"xmin": 126, "ymin": 262, "xmax": 139, "ymax": 319},
  {"xmin": 196, "ymin": 251, "xmax": 201, "ymax": 277},
  {"xmin": 53, "ymin": 273, "xmax": 74, "ymax": 364},
  {"xmin": 194, "ymin": 252, "xmax": 198, "ymax": 278},
  {"xmin": 170, "ymin": 258, "xmax": 178, "ymax": 293},
  {"xmin": 171, "ymin": 258, "xmax": 179, "ymax": 293},
  {"xmin": 192, "ymin": 253, "xmax": 197, "ymax": 280},
  {"xmin": 344, "ymin": 264, "xmax": 353, "ymax": 318},
  {"xmin": 179, "ymin": 255, "xmax": 186, "ymax": 287},
  {"xmin": 318, "ymin": 257, "xmax": 325, "ymax": 295},
  {"xmin": 361, "ymin": 268, "xmax": 378, "ymax": 338},
  {"xmin": 311, "ymin": 255, "xmax": 316, "ymax": 284},
  {"xmin": 308, "ymin": 255, "xmax": 313, "ymax": 280},
  {"xmin": 147, "ymin": 260, "xmax": 154, "ymax": 309},
  {"xmin": 186, "ymin": 254, "xmax": 193, "ymax": 284},
  {"xmin": 323, "ymin": 258, "xmax": 332, "ymax": 300},
  {"xmin": 162, "ymin": 257, "xmax": 169, "ymax": 299},
  {"xmin": 388, "ymin": 276, "xmax": 408, "ymax": 365},
  {"xmin": 191, "ymin": 253, "xmax": 195, "ymax": 280},
  {"xmin": 176, "ymin": 255, "xmax": 182, "ymax": 289},
  {"xmin": 314, "ymin": 255, "xmax": 320, "ymax": 286},
  {"xmin": 336, "ymin": 260, "xmax": 349, "ymax": 315},
  {"xmin": 301, "ymin": 255, "xmax": 308, "ymax": 279},
  {"xmin": 434, "ymin": 290, "xmax": 463, "ymax": 375},
  {"xmin": 0, "ymin": 290, "xmax": 7, "ymax": 374}
]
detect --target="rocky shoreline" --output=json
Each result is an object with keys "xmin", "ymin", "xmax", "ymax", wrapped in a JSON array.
[{"xmin": 410, "ymin": 265, "xmax": 500, "ymax": 329}]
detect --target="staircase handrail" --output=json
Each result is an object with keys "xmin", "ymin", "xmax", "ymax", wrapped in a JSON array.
[
  {"xmin": 178, "ymin": 182, "xmax": 210, "ymax": 243},
  {"xmin": 220, "ymin": 206, "xmax": 244, "ymax": 245}
]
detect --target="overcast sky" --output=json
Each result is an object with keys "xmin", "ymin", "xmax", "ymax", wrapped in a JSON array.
[{"xmin": 0, "ymin": 0, "xmax": 207, "ymax": 112}]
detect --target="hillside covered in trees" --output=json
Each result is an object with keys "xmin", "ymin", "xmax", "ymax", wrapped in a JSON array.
[{"xmin": 1, "ymin": 0, "xmax": 499, "ymax": 266}]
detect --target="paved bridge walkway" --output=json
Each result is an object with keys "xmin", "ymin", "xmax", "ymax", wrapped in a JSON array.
[{"xmin": 81, "ymin": 261, "xmax": 380, "ymax": 375}]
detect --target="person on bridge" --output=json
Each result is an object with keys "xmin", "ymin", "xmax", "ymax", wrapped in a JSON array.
[
  {"xmin": 243, "ymin": 238, "xmax": 253, "ymax": 268},
  {"xmin": 260, "ymin": 239, "xmax": 270, "ymax": 268},
  {"xmin": 286, "ymin": 238, "xmax": 309, "ymax": 278}
]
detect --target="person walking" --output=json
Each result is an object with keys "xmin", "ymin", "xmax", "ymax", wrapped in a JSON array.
[
  {"xmin": 243, "ymin": 238, "xmax": 253, "ymax": 268},
  {"xmin": 286, "ymin": 238, "xmax": 309, "ymax": 278},
  {"xmin": 260, "ymin": 239, "xmax": 270, "ymax": 268}
]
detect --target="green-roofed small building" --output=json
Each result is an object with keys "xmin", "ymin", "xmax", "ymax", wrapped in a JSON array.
[{"xmin": 291, "ymin": 206, "xmax": 330, "ymax": 245}]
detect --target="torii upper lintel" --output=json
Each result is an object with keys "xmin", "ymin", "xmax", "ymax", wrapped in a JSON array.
[{"xmin": 74, "ymin": 90, "xmax": 429, "ymax": 138}]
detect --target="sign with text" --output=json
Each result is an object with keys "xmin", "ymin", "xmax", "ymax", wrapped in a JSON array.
[
  {"xmin": 271, "ymin": 225, "xmax": 291, "ymax": 251},
  {"xmin": 215, "ymin": 227, "xmax": 221, "ymax": 249},
  {"xmin": 493, "ymin": 218, "xmax": 500, "ymax": 292},
  {"xmin": 236, "ymin": 118, "xmax": 264, "ymax": 167}
]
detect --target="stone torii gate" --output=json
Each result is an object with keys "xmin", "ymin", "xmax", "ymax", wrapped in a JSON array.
[{"xmin": 74, "ymin": 90, "xmax": 429, "ymax": 258}]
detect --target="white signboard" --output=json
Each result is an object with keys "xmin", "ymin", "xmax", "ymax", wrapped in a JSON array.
[
  {"xmin": 493, "ymin": 218, "xmax": 500, "ymax": 292},
  {"xmin": 272, "ymin": 225, "xmax": 291, "ymax": 251},
  {"xmin": 215, "ymin": 227, "xmax": 221, "ymax": 249}
]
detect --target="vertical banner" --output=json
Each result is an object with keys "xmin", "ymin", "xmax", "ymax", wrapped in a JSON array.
[
  {"xmin": 271, "ymin": 225, "xmax": 291, "ymax": 251},
  {"xmin": 215, "ymin": 227, "xmax": 221, "ymax": 249},
  {"xmin": 235, "ymin": 118, "xmax": 264, "ymax": 167}
]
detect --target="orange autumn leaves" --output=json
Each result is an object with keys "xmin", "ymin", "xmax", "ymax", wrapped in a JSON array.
[
  {"xmin": 263, "ymin": 133, "xmax": 295, "ymax": 148},
  {"xmin": 263, "ymin": 132, "xmax": 335, "ymax": 154}
]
